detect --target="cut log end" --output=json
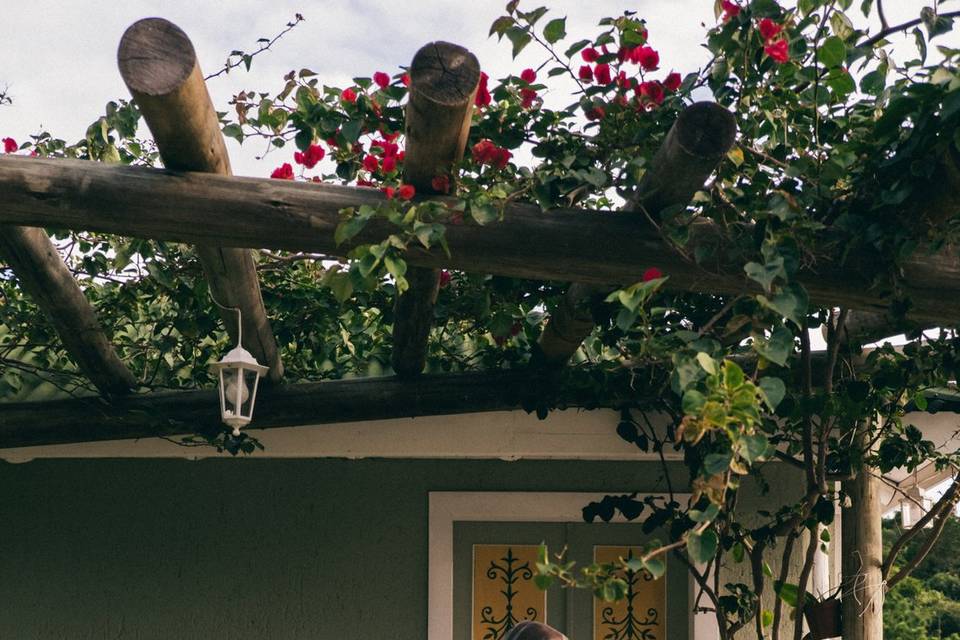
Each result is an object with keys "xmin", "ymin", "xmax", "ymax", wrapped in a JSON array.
[
  {"xmin": 409, "ymin": 41, "xmax": 481, "ymax": 106},
  {"xmin": 118, "ymin": 18, "xmax": 197, "ymax": 96},
  {"xmin": 674, "ymin": 101, "xmax": 738, "ymax": 159}
]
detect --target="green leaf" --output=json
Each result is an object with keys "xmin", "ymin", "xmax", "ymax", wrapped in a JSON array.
[
  {"xmin": 724, "ymin": 359, "xmax": 745, "ymax": 389},
  {"xmin": 644, "ymin": 556, "xmax": 666, "ymax": 579},
  {"xmin": 740, "ymin": 433, "xmax": 770, "ymax": 462},
  {"xmin": 758, "ymin": 377, "xmax": 786, "ymax": 411},
  {"xmin": 697, "ymin": 352, "xmax": 718, "ymax": 375},
  {"xmin": 820, "ymin": 528, "xmax": 831, "ymax": 542},
  {"xmin": 762, "ymin": 610, "xmax": 774, "ymax": 628},
  {"xmin": 384, "ymin": 254, "xmax": 407, "ymax": 280},
  {"xmin": 505, "ymin": 26, "xmax": 533, "ymax": 58},
  {"xmin": 757, "ymin": 283, "xmax": 809, "ymax": 326},
  {"xmin": 544, "ymin": 17, "xmax": 567, "ymax": 44},
  {"xmin": 755, "ymin": 327, "xmax": 794, "ymax": 366},
  {"xmin": 489, "ymin": 15, "xmax": 515, "ymax": 37},
  {"xmin": 704, "ymin": 452, "xmax": 733, "ymax": 475},
  {"xmin": 222, "ymin": 123, "xmax": 244, "ymax": 143},
  {"xmin": 774, "ymin": 581, "xmax": 799, "ymax": 607},
  {"xmin": 682, "ymin": 389, "xmax": 707, "ymax": 415},
  {"xmin": 744, "ymin": 257, "xmax": 786, "ymax": 292},
  {"xmin": 294, "ymin": 126, "xmax": 314, "ymax": 151},
  {"xmin": 687, "ymin": 529, "xmax": 719, "ymax": 564},
  {"xmin": 860, "ymin": 68, "xmax": 886, "ymax": 96},
  {"xmin": 689, "ymin": 504, "xmax": 720, "ymax": 523},
  {"xmin": 564, "ymin": 39, "xmax": 591, "ymax": 58},
  {"xmin": 818, "ymin": 36, "xmax": 847, "ymax": 68},
  {"xmin": 732, "ymin": 542, "xmax": 745, "ymax": 563}
]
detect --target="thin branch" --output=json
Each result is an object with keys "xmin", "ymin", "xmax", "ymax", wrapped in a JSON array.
[
  {"xmin": 877, "ymin": 0, "xmax": 890, "ymax": 30},
  {"xmin": 204, "ymin": 14, "xmax": 305, "ymax": 81},
  {"xmin": 858, "ymin": 10, "xmax": 960, "ymax": 49}
]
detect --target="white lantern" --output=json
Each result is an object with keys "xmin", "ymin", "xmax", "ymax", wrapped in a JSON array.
[{"xmin": 210, "ymin": 345, "xmax": 269, "ymax": 436}]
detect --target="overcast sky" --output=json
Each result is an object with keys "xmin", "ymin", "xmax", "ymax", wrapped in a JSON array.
[{"xmin": 0, "ymin": 0, "xmax": 931, "ymax": 177}]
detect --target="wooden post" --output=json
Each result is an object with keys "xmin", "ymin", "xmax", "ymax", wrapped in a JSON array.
[
  {"xmin": 392, "ymin": 41, "xmax": 479, "ymax": 377},
  {"xmin": 118, "ymin": 17, "xmax": 283, "ymax": 383},
  {"xmin": 4, "ymin": 156, "xmax": 960, "ymax": 326},
  {"xmin": 0, "ymin": 226, "xmax": 136, "ymax": 395},
  {"xmin": 841, "ymin": 428, "xmax": 884, "ymax": 640},
  {"xmin": 536, "ymin": 102, "xmax": 737, "ymax": 367}
]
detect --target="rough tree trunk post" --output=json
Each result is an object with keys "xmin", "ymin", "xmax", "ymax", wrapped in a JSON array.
[
  {"xmin": 536, "ymin": 102, "xmax": 738, "ymax": 366},
  {"xmin": 392, "ymin": 41, "xmax": 479, "ymax": 377},
  {"xmin": 118, "ymin": 17, "xmax": 283, "ymax": 383},
  {"xmin": 4, "ymin": 156, "xmax": 960, "ymax": 325},
  {"xmin": 0, "ymin": 226, "xmax": 136, "ymax": 395},
  {"xmin": 841, "ymin": 426, "xmax": 885, "ymax": 640}
]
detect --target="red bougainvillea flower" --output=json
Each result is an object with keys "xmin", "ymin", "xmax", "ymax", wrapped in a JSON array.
[
  {"xmin": 493, "ymin": 147, "xmax": 512, "ymax": 169},
  {"xmin": 616, "ymin": 71, "xmax": 635, "ymax": 91},
  {"xmin": 578, "ymin": 65, "xmax": 594, "ymax": 82},
  {"xmin": 356, "ymin": 178, "xmax": 375, "ymax": 187},
  {"xmin": 382, "ymin": 186, "xmax": 395, "ymax": 199},
  {"xmin": 642, "ymin": 267, "xmax": 663, "ymax": 282},
  {"xmin": 764, "ymin": 39, "xmax": 790, "ymax": 63},
  {"xmin": 270, "ymin": 163, "xmax": 294, "ymax": 180},
  {"xmin": 381, "ymin": 156, "xmax": 397, "ymax": 173},
  {"xmin": 520, "ymin": 68, "xmax": 536, "ymax": 83},
  {"xmin": 439, "ymin": 270, "xmax": 452, "ymax": 288},
  {"xmin": 2, "ymin": 137, "xmax": 17, "ymax": 153},
  {"xmin": 664, "ymin": 72, "xmax": 682, "ymax": 92},
  {"xmin": 398, "ymin": 184, "xmax": 416, "ymax": 200},
  {"xmin": 431, "ymin": 174, "xmax": 451, "ymax": 193},
  {"xmin": 721, "ymin": 0, "xmax": 741, "ymax": 21},
  {"xmin": 341, "ymin": 88, "xmax": 358, "ymax": 103},
  {"xmin": 758, "ymin": 18, "xmax": 782, "ymax": 42},
  {"xmin": 638, "ymin": 81, "xmax": 665, "ymax": 106},
  {"xmin": 594, "ymin": 63, "xmax": 612, "ymax": 85},
  {"xmin": 401, "ymin": 73, "xmax": 411, "ymax": 86},
  {"xmin": 293, "ymin": 143, "xmax": 325, "ymax": 169},
  {"xmin": 373, "ymin": 71, "xmax": 391, "ymax": 89},
  {"xmin": 632, "ymin": 46, "xmax": 660, "ymax": 71},
  {"xmin": 585, "ymin": 105, "xmax": 606, "ymax": 121},
  {"xmin": 472, "ymin": 139, "xmax": 497, "ymax": 164},
  {"xmin": 475, "ymin": 71, "xmax": 491, "ymax": 107},
  {"xmin": 520, "ymin": 88, "xmax": 537, "ymax": 109},
  {"xmin": 581, "ymin": 47, "xmax": 600, "ymax": 62},
  {"xmin": 362, "ymin": 155, "xmax": 380, "ymax": 172}
]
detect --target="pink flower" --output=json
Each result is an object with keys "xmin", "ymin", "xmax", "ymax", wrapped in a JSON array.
[
  {"xmin": 439, "ymin": 270, "xmax": 452, "ymax": 288},
  {"xmin": 293, "ymin": 143, "xmax": 325, "ymax": 169},
  {"xmin": 341, "ymin": 88, "xmax": 358, "ymax": 103},
  {"xmin": 578, "ymin": 65, "xmax": 594, "ymax": 82},
  {"xmin": 638, "ymin": 81, "xmax": 665, "ymax": 106},
  {"xmin": 270, "ymin": 163, "xmax": 294, "ymax": 180},
  {"xmin": 594, "ymin": 63, "xmax": 612, "ymax": 85},
  {"xmin": 758, "ymin": 18, "xmax": 782, "ymax": 42},
  {"xmin": 520, "ymin": 88, "xmax": 537, "ymax": 108},
  {"xmin": 721, "ymin": 0, "xmax": 741, "ymax": 21},
  {"xmin": 475, "ymin": 71, "xmax": 491, "ymax": 107},
  {"xmin": 632, "ymin": 46, "xmax": 659, "ymax": 71},
  {"xmin": 363, "ymin": 155, "xmax": 379, "ymax": 172},
  {"xmin": 585, "ymin": 105, "xmax": 606, "ymax": 121},
  {"xmin": 642, "ymin": 267, "xmax": 663, "ymax": 282},
  {"xmin": 398, "ymin": 184, "xmax": 416, "ymax": 200},
  {"xmin": 373, "ymin": 71, "xmax": 391, "ymax": 89},
  {"xmin": 2, "ymin": 137, "xmax": 17, "ymax": 153},
  {"xmin": 581, "ymin": 47, "xmax": 600, "ymax": 62},
  {"xmin": 664, "ymin": 72, "xmax": 682, "ymax": 92},
  {"xmin": 764, "ymin": 39, "xmax": 790, "ymax": 63},
  {"xmin": 520, "ymin": 68, "xmax": 536, "ymax": 83}
]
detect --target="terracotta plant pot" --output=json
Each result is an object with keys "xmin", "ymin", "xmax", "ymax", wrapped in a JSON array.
[{"xmin": 803, "ymin": 597, "xmax": 843, "ymax": 640}]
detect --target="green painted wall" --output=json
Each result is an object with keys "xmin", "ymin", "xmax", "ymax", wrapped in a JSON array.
[{"xmin": 0, "ymin": 458, "xmax": 684, "ymax": 639}]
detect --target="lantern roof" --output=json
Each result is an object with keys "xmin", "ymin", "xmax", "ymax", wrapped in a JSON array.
[{"xmin": 210, "ymin": 346, "xmax": 270, "ymax": 375}]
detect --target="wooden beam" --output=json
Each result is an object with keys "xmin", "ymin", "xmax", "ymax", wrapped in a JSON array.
[
  {"xmin": 118, "ymin": 17, "xmax": 283, "ymax": 383},
  {"xmin": 392, "ymin": 41, "xmax": 479, "ymax": 377},
  {"xmin": 536, "ymin": 102, "xmax": 738, "ymax": 367},
  {"xmin": 2, "ymin": 156, "xmax": 960, "ymax": 325},
  {"xmin": 0, "ymin": 370, "xmax": 542, "ymax": 449},
  {"xmin": 0, "ymin": 226, "xmax": 136, "ymax": 395}
]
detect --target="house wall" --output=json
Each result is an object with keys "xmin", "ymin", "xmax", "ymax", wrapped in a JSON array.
[{"xmin": 0, "ymin": 457, "xmax": 805, "ymax": 640}]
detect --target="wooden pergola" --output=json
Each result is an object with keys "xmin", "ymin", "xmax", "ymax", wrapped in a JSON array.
[{"xmin": 1, "ymin": 18, "xmax": 959, "ymax": 450}]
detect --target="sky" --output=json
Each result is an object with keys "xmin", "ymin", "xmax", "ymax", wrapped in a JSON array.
[{"xmin": 0, "ymin": 0, "xmax": 932, "ymax": 178}]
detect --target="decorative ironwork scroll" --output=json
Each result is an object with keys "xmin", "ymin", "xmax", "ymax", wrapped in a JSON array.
[
  {"xmin": 472, "ymin": 545, "xmax": 545, "ymax": 640},
  {"xmin": 593, "ymin": 546, "xmax": 666, "ymax": 640}
]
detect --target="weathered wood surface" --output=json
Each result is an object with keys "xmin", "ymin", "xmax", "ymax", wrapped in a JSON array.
[
  {"xmin": 535, "ymin": 102, "xmax": 738, "ymax": 367},
  {"xmin": 2, "ymin": 155, "xmax": 960, "ymax": 324},
  {"xmin": 0, "ymin": 226, "xmax": 136, "ymax": 395},
  {"xmin": 118, "ymin": 17, "xmax": 283, "ymax": 383},
  {"xmin": 0, "ymin": 370, "xmax": 540, "ymax": 449},
  {"xmin": 392, "ymin": 41, "xmax": 479, "ymax": 377}
]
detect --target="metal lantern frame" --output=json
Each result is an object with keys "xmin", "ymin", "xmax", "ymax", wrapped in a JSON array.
[{"xmin": 208, "ymin": 305, "xmax": 269, "ymax": 436}]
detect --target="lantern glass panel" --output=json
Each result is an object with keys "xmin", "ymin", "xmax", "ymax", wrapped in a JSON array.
[
  {"xmin": 222, "ymin": 367, "xmax": 250, "ymax": 419},
  {"xmin": 240, "ymin": 368, "xmax": 259, "ymax": 417}
]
